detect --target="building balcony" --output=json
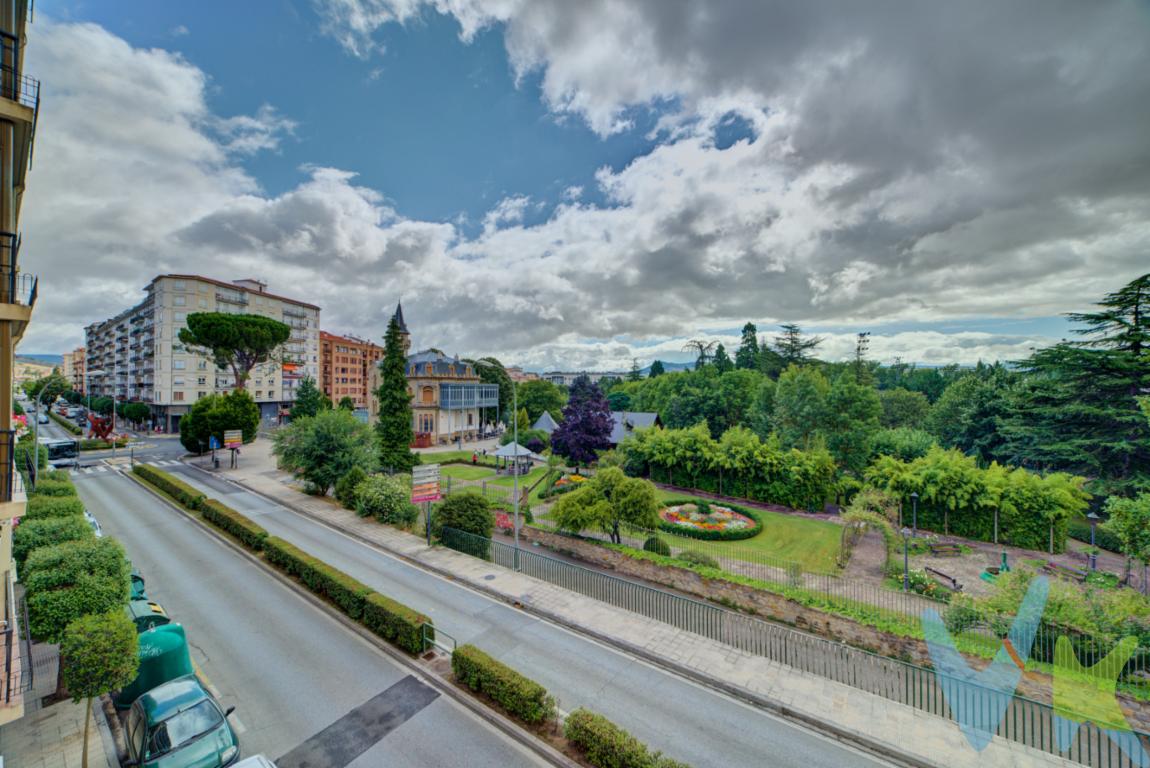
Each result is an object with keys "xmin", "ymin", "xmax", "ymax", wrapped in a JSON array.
[
  {"xmin": 216, "ymin": 291, "xmax": 248, "ymax": 306},
  {"xmin": 282, "ymin": 306, "xmax": 307, "ymax": 319}
]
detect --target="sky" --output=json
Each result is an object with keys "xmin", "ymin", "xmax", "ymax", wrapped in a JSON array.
[{"xmin": 17, "ymin": 0, "xmax": 1150, "ymax": 369}]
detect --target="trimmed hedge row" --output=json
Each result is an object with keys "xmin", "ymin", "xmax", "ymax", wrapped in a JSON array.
[
  {"xmin": 25, "ymin": 495, "xmax": 85, "ymax": 520},
  {"xmin": 362, "ymin": 592, "xmax": 432, "ymax": 656},
  {"xmin": 655, "ymin": 498, "xmax": 763, "ymax": 542},
  {"xmin": 48, "ymin": 410, "xmax": 83, "ymax": 435},
  {"xmin": 452, "ymin": 644, "xmax": 555, "ymax": 724},
  {"xmin": 133, "ymin": 465, "xmax": 434, "ymax": 656},
  {"xmin": 564, "ymin": 708, "xmax": 691, "ymax": 768},
  {"xmin": 133, "ymin": 465, "xmax": 206, "ymax": 509},
  {"xmin": 30, "ymin": 479, "xmax": 79, "ymax": 498},
  {"xmin": 201, "ymin": 499, "xmax": 269, "ymax": 551},
  {"xmin": 264, "ymin": 536, "xmax": 371, "ymax": 618},
  {"xmin": 80, "ymin": 438, "xmax": 129, "ymax": 451}
]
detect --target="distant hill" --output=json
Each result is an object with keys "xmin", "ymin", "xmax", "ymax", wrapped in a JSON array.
[
  {"xmin": 17, "ymin": 354, "xmax": 62, "ymax": 367},
  {"xmin": 640, "ymin": 361, "xmax": 694, "ymax": 375}
]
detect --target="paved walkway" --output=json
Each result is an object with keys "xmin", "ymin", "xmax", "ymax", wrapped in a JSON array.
[
  {"xmin": 208, "ymin": 439, "xmax": 1077, "ymax": 768},
  {"xmin": 0, "ymin": 699, "xmax": 113, "ymax": 768}
]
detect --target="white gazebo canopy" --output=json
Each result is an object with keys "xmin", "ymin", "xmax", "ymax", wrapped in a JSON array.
[{"xmin": 492, "ymin": 442, "xmax": 545, "ymax": 462}]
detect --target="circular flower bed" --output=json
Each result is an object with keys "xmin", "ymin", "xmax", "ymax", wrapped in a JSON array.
[{"xmin": 657, "ymin": 499, "xmax": 763, "ymax": 541}]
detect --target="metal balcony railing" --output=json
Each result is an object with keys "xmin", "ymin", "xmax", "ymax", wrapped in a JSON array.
[
  {"xmin": 0, "ymin": 268, "xmax": 36, "ymax": 307},
  {"xmin": 0, "ymin": 429, "xmax": 14, "ymax": 503}
]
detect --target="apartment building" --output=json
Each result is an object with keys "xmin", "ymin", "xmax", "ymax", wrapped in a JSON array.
[
  {"xmin": 61, "ymin": 345, "xmax": 85, "ymax": 393},
  {"xmin": 505, "ymin": 366, "xmax": 539, "ymax": 382},
  {"xmin": 85, "ymin": 276, "xmax": 321, "ymax": 432},
  {"xmin": 320, "ymin": 331, "xmax": 383, "ymax": 410},
  {"xmin": 0, "ymin": 0, "xmax": 40, "ymax": 722},
  {"xmin": 541, "ymin": 371, "xmax": 626, "ymax": 387}
]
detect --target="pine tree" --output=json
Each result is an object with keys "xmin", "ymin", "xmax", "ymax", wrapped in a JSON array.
[
  {"xmin": 735, "ymin": 322, "xmax": 760, "ymax": 369},
  {"xmin": 628, "ymin": 358, "xmax": 643, "ymax": 382},
  {"xmin": 773, "ymin": 324, "xmax": 822, "ymax": 366},
  {"xmin": 713, "ymin": 343, "xmax": 733, "ymax": 373},
  {"xmin": 375, "ymin": 316, "xmax": 418, "ymax": 472},
  {"xmin": 290, "ymin": 375, "xmax": 327, "ymax": 420},
  {"xmin": 648, "ymin": 360, "xmax": 666, "ymax": 377}
]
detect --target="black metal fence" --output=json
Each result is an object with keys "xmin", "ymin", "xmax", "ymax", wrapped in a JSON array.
[{"xmin": 441, "ymin": 526, "xmax": 1150, "ymax": 768}]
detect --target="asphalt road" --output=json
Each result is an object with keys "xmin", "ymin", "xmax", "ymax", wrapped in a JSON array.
[
  {"xmin": 74, "ymin": 471, "xmax": 549, "ymax": 768},
  {"xmin": 153, "ymin": 463, "xmax": 892, "ymax": 768}
]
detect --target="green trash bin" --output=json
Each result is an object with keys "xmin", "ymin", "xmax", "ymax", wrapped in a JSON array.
[
  {"xmin": 130, "ymin": 569, "xmax": 147, "ymax": 601},
  {"xmin": 113, "ymin": 623, "xmax": 194, "ymax": 710},
  {"xmin": 126, "ymin": 599, "xmax": 171, "ymax": 633}
]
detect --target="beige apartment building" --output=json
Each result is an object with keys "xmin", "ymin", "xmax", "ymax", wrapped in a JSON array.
[
  {"xmin": 0, "ymin": 0, "xmax": 40, "ymax": 722},
  {"xmin": 85, "ymin": 276, "xmax": 321, "ymax": 432},
  {"xmin": 61, "ymin": 345, "xmax": 84, "ymax": 393}
]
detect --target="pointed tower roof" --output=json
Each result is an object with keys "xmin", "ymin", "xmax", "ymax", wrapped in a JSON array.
[{"xmin": 392, "ymin": 301, "xmax": 409, "ymax": 334}]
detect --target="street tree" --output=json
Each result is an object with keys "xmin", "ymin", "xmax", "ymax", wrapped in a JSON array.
[
  {"xmin": 773, "ymin": 323, "xmax": 822, "ymax": 366},
  {"xmin": 177, "ymin": 312, "xmax": 291, "ymax": 391},
  {"xmin": 290, "ymin": 375, "xmax": 329, "ymax": 419},
  {"xmin": 118, "ymin": 401, "xmax": 150, "ymax": 427},
  {"xmin": 375, "ymin": 316, "xmax": 418, "ymax": 472},
  {"xmin": 735, "ymin": 322, "xmax": 759, "ymax": 370},
  {"xmin": 551, "ymin": 376, "xmax": 614, "ymax": 467},
  {"xmin": 273, "ymin": 408, "xmax": 378, "ymax": 495},
  {"xmin": 60, "ymin": 610, "xmax": 139, "ymax": 768},
  {"xmin": 517, "ymin": 379, "xmax": 566, "ymax": 422},
  {"xmin": 25, "ymin": 372, "xmax": 69, "ymax": 403},
  {"xmin": 178, "ymin": 390, "xmax": 260, "ymax": 453},
  {"xmin": 551, "ymin": 467, "xmax": 659, "ymax": 543}
]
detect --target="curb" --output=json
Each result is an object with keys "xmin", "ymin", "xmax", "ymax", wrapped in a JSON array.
[
  {"xmin": 123, "ymin": 469, "xmax": 581, "ymax": 768},
  {"xmin": 188, "ymin": 462, "xmax": 939, "ymax": 768}
]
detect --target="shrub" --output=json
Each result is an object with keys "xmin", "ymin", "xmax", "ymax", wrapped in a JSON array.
[
  {"xmin": 201, "ymin": 499, "xmax": 269, "ymax": 551},
  {"xmin": 334, "ymin": 466, "xmax": 368, "ymax": 509},
  {"xmin": 694, "ymin": 499, "xmax": 711, "ymax": 516},
  {"xmin": 272, "ymin": 409, "xmax": 377, "ymax": 494},
  {"xmin": 133, "ymin": 465, "xmax": 205, "ymax": 510},
  {"xmin": 362, "ymin": 592, "xmax": 433, "ymax": 655},
  {"xmin": 643, "ymin": 536, "xmax": 671, "ymax": 556},
  {"xmin": 49, "ymin": 410, "xmax": 84, "ymax": 435},
  {"xmin": 27, "ymin": 574, "xmax": 129, "ymax": 643},
  {"xmin": 677, "ymin": 550, "xmax": 719, "ymax": 569},
  {"xmin": 31, "ymin": 479, "xmax": 78, "ymax": 497},
  {"xmin": 14, "ymin": 516, "xmax": 94, "ymax": 571},
  {"xmin": 24, "ymin": 538, "xmax": 129, "ymax": 593},
  {"xmin": 79, "ymin": 438, "xmax": 129, "ymax": 451},
  {"xmin": 263, "ymin": 536, "xmax": 371, "ymax": 619},
  {"xmin": 42, "ymin": 469, "xmax": 72, "ymax": 482},
  {"xmin": 1068, "ymin": 517, "xmax": 1122, "ymax": 554},
  {"xmin": 25, "ymin": 495, "xmax": 85, "ymax": 520},
  {"xmin": 434, "ymin": 492, "xmax": 494, "ymax": 541},
  {"xmin": 452, "ymin": 645, "xmax": 555, "ymax": 724},
  {"xmin": 15, "ymin": 436, "xmax": 47, "ymax": 472},
  {"xmin": 356, "ymin": 474, "xmax": 418, "ymax": 526},
  {"xmin": 564, "ymin": 708, "xmax": 691, "ymax": 768}
]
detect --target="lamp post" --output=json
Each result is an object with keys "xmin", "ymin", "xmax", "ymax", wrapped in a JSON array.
[
  {"xmin": 1087, "ymin": 510, "xmax": 1100, "ymax": 571},
  {"xmin": 901, "ymin": 527, "xmax": 912, "ymax": 592},
  {"xmin": 476, "ymin": 361, "xmax": 519, "ymax": 570},
  {"xmin": 910, "ymin": 492, "xmax": 919, "ymax": 538}
]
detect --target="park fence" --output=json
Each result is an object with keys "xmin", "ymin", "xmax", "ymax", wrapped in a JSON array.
[{"xmin": 441, "ymin": 526, "xmax": 1150, "ymax": 768}]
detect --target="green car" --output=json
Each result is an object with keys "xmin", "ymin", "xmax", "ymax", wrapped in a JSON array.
[{"xmin": 125, "ymin": 676, "xmax": 240, "ymax": 767}]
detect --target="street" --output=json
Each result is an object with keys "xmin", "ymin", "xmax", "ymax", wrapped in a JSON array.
[
  {"xmin": 127, "ymin": 461, "xmax": 891, "ymax": 768},
  {"xmin": 73, "ymin": 470, "xmax": 549, "ymax": 767}
]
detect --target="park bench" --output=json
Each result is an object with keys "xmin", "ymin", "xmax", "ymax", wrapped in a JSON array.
[
  {"xmin": 924, "ymin": 566, "xmax": 963, "ymax": 592},
  {"xmin": 1043, "ymin": 561, "xmax": 1087, "ymax": 582},
  {"xmin": 930, "ymin": 543, "xmax": 962, "ymax": 557}
]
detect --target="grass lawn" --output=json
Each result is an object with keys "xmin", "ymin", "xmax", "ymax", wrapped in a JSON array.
[
  {"xmin": 489, "ymin": 466, "xmax": 549, "ymax": 488},
  {"xmin": 655, "ymin": 489, "xmax": 842, "ymax": 573},
  {"xmin": 440, "ymin": 464, "xmax": 496, "ymax": 481}
]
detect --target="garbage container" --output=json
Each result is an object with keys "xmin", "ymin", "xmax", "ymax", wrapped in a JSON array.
[
  {"xmin": 130, "ymin": 568, "xmax": 147, "ymax": 601},
  {"xmin": 113, "ymin": 623, "xmax": 193, "ymax": 709},
  {"xmin": 126, "ymin": 599, "xmax": 171, "ymax": 633}
]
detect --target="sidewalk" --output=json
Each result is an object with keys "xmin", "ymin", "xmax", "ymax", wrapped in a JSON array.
[
  {"xmin": 0, "ymin": 698, "xmax": 113, "ymax": 768},
  {"xmin": 210, "ymin": 439, "xmax": 1077, "ymax": 768}
]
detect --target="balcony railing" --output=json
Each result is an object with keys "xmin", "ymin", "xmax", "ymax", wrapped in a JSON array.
[
  {"xmin": 0, "ymin": 267, "xmax": 36, "ymax": 308},
  {"xmin": 0, "ymin": 429, "xmax": 15, "ymax": 503}
]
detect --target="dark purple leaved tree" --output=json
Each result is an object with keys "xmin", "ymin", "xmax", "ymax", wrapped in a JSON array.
[{"xmin": 551, "ymin": 375, "xmax": 614, "ymax": 468}]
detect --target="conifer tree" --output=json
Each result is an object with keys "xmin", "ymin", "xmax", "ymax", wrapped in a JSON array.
[{"xmin": 375, "ymin": 316, "xmax": 418, "ymax": 472}]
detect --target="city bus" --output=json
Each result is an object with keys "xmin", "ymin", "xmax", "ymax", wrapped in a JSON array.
[{"xmin": 38, "ymin": 437, "xmax": 80, "ymax": 469}]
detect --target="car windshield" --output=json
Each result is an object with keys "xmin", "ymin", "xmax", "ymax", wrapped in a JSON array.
[{"xmin": 148, "ymin": 700, "xmax": 222, "ymax": 756}]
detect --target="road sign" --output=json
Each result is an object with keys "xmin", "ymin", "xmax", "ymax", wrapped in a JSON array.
[
  {"xmin": 208, "ymin": 435, "xmax": 221, "ymax": 450},
  {"xmin": 412, "ymin": 463, "xmax": 441, "ymax": 503},
  {"xmin": 223, "ymin": 430, "xmax": 243, "ymax": 449}
]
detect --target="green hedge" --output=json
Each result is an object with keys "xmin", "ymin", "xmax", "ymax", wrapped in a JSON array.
[
  {"xmin": 1068, "ymin": 518, "xmax": 1123, "ymax": 554},
  {"xmin": 80, "ymin": 438, "xmax": 129, "ymax": 451},
  {"xmin": 133, "ymin": 465, "xmax": 205, "ymax": 509},
  {"xmin": 201, "ymin": 499, "xmax": 269, "ymax": 551},
  {"xmin": 452, "ymin": 644, "xmax": 555, "ymax": 725},
  {"xmin": 362, "ymin": 592, "xmax": 432, "ymax": 655},
  {"xmin": 14, "ymin": 516, "xmax": 95, "ymax": 571},
  {"xmin": 49, "ymin": 411, "xmax": 83, "ymax": 435},
  {"xmin": 264, "ymin": 536, "xmax": 371, "ymax": 619},
  {"xmin": 25, "ymin": 495, "xmax": 85, "ymax": 520},
  {"xmin": 30, "ymin": 479, "xmax": 78, "ymax": 498},
  {"xmin": 655, "ymin": 498, "xmax": 762, "ymax": 541},
  {"xmin": 564, "ymin": 708, "xmax": 691, "ymax": 768}
]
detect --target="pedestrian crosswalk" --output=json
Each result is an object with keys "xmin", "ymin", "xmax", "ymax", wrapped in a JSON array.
[{"xmin": 70, "ymin": 459, "xmax": 182, "ymax": 476}]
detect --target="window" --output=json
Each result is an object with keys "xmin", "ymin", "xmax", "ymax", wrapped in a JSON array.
[
  {"xmin": 173, "ymin": 360, "xmax": 185, "ymax": 370},
  {"xmin": 198, "ymin": 298, "xmax": 207, "ymax": 308},
  {"xmin": 197, "ymin": 391, "xmax": 207, "ymax": 399},
  {"xmin": 173, "ymin": 392, "xmax": 184, "ymax": 401},
  {"xmin": 173, "ymin": 378, "xmax": 185, "ymax": 386},
  {"xmin": 175, "ymin": 312, "xmax": 187, "ymax": 322},
  {"xmin": 255, "ymin": 391, "xmax": 262, "ymax": 398},
  {"xmin": 173, "ymin": 280, "xmax": 186, "ymax": 291},
  {"xmin": 197, "ymin": 377, "xmax": 206, "ymax": 385},
  {"xmin": 173, "ymin": 295, "xmax": 186, "ymax": 307}
]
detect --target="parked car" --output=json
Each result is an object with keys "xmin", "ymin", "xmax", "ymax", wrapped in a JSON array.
[
  {"xmin": 124, "ymin": 676, "xmax": 239, "ymax": 768},
  {"xmin": 36, "ymin": 412, "xmax": 48, "ymax": 424},
  {"xmin": 84, "ymin": 509, "xmax": 103, "ymax": 538}
]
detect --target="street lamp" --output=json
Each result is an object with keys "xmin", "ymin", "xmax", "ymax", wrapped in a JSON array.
[
  {"xmin": 901, "ymin": 527, "xmax": 912, "ymax": 592},
  {"xmin": 910, "ymin": 492, "xmax": 919, "ymax": 538},
  {"xmin": 1087, "ymin": 510, "xmax": 1100, "ymax": 571},
  {"xmin": 474, "ymin": 361, "xmax": 520, "ymax": 570}
]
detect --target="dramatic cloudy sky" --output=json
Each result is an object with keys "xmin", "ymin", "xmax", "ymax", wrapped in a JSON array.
[{"xmin": 19, "ymin": 0, "xmax": 1150, "ymax": 369}]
